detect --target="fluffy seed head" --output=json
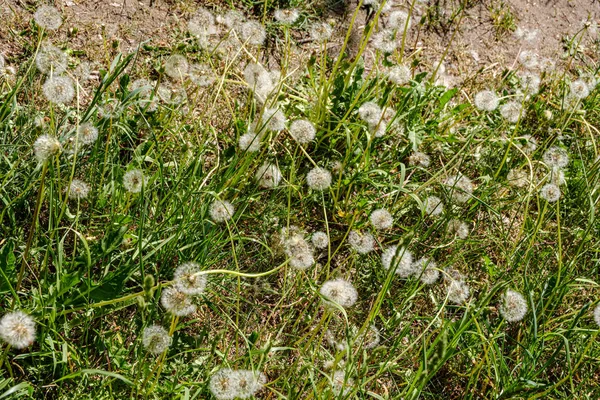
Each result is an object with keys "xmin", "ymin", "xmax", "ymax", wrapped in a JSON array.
[
  {"xmin": 332, "ymin": 370, "xmax": 353, "ymax": 396},
  {"xmin": 570, "ymin": 79, "xmax": 590, "ymax": 99},
  {"xmin": 289, "ymin": 119, "xmax": 316, "ymax": 144},
  {"xmin": 443, "ymin": 174, "xmax": 474, "ymax": 203},
  {"xmin": 131, "ymin": 78, "xmax": 154, "ymax": 98},
  {"xmin": 500, "ymin": 101, "xmax": 523, "ymax": 123},
  {"xmin": 68, "ymin": 179, "xmax": 90, "ymax": 200},
  {"xmin": 34, "ymin": 5, "xmax": 62, "ymax": 30},
  {"xmin": 164, "ymin": 55, "xmax": 189, "ymax": 80},
  {"xmin": 311, "ymin": 231, "xmax": 329, "ymax": 249},
  {"xmin": 43, "ymin": 75, "xmax": 74, "ymax": 104},
  {"xmin": 474, "ymin": 90, "xmax": 499, "ymax": 111},
  {"xmin": 281, "ymin": 227, "xmax": 315, "ymax": 270},
  {"xmin": 157, "ymin": 83, "xmax": 187, "ymax": 105},
  {"xmin": 160, "ymin": 287, "xmax": 197, "ymax": 316},
  {"xmin": 0, "ymin": 311, "xmax": 36, "ymax": 349},
  {"xmin": 142, "ymin": 325, "xmax": 172, "ymax": 354},
  {"xmin": 255, "ymin": 162, "xmax": 282, "ymax": 188},
  {"xmin": 274, "ymin": 9, "xmax": 300, "ymax": 25},
  {"xmin": 309, "ymin": 22, "xmax": 333, "ymax": 42},
  {"xmin": 543, "ymin": 146, "xmax": 569, "ymax": 169},
  {"xmin": 358, "ymin": 102, "xmax": 382, "ymax": 126},
  {"xmin": 540, "ymin": 183, "xmax": 561, "ymax": 202},
  {"xmin": 320, "ymin": 279, "xmax": 358, "ymax": 308},
  {"xmin": 244, "ymin": 63, "xmax": 275, "ymax": 102},
  {"xmin": 76, "ymin": 122, "xmax": 98, "ymax": 145},
  {"xmin": 174, "ymin": 262, "xmax": 207, "ymax": 295},
  {"xmin": 238, "ymin": 132, "xmax": 261, "ymax": 152},
  {"xmin": 260, "ymin": 107, "xmax": 287, "ymax": 132},
  {"xmin": 240, "ymin": 21, "xmax": 266, "ymax": 45},
  {"xmin": 123, "ymin": 169, "xmax": 146, "ymax": 193},
  {"xmin": 209, "ymin": 369, "xmax": 266, "ymax": 400},
  {"xmin": 306, "ymin": 167, "xmax": 332, "ymax": 190},
  {"xmin": 387, "ymin": 64, "xmax": 411, "ymax": 85},
  {"xmin": 348, "ymin": 230, "xmax": 375, "ymax": 254},
  {"xmin": 209, "ymin": 200, "xmax": 235, "ymax": 223},
  {"xmin": 447, "ymin": 279, "xmax": 470, "ymax": 304},
  {"xmin": 594, "ymin": 304, "xmax": 600, "ymax": 328},
  {"xmin": 33, "ymin": 134, "xmax": 61, "ymax": 162},
  {"xmin": 188, "ymin": 8, "xmax": 218, "ymax": 37},
  {"xmin": 507, "ymin": 169, "xmax": 528, "ymax": 188},
  {"xmin": 424, "ymin": 195, "xmax": 444, "ymax": 217},
  {"xmin": 518, "ymin": 50, "xmax": 539, "ymax": 69},
  {"xmin": 36, "ymin": 43, "xmax": 68, "ymax": 75},
  {"xmin": 381, "ymin": 246, "xmax": 414, "ymax": 277},
  {"xmin": 408, "ymin": 151, "xmax": 431, "ymax": 167},
  {"xmin": 550, "ymin": 167, "xmax": 566, "ymax": 186},
  {"xmin": 499, "ymin": 289, "xmax": 528, "ymax": 322},
  {"xmin": 414, "ymin": 257, "xmax": 439, "ymax": 285},
  {"xmin": 520, "ymin": 72, "xmax": 541, "ymax": 95},
  {"xmin": 216, "ymin": 10, "xmax": 246, "ymax": 29},
  {"xmin": 372, "ymin": 29, "xmax": 398, "ymax": 53},
  {"xmin": 370, "ymin": 208, "xmax": 393, "ymax": 230},
  {"xmin": 447, "ymin": 219, "xmax": 469, "ymax": 239},
  {"xmin": 188, "ymin": 63, "xmax": 215, "ymax": 87},
  {"xmin": 388, "ymin": 10, "xmax": 411, "ymax": 31}
]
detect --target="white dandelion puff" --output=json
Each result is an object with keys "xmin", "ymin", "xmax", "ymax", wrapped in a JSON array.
[
  {"xmin": 372, "ymin": 29, "xmax": 398, "ymax": 53},
  {"xmin": 160, "ymin": 287, "xmax": 197, "ymax": 316},
  {"xmin": 443, "ymin": 174, "xmax": 474, "ymax": 203},
  {"xmin": 309, "ymin": 22, "xmax": 333, "ymax": 42},
  {"xmin": 358, "ymin": 102, "xmax": 382, "ymax": 126},
  {"xmin": 0, "ymin": 311, "xmax": 36, "ymax": 349},
  {"xmin": 164, "ymin": 55, "xmax": 189, "ymax": 80},
  {"xmin": 68, "ymin": 179, "xmax": 90, "ymax": 200},
  {"xmin": 388, "ymin": 10, "xmax": 411, "ymax": 31},
  {"xmin": 76, "ymin": 122, "xmax": 98, "ymax": 145},
  {"xmin": 311, "ymin": 231, "xmax": 329, "ymax": 249},
  {"xmin": 255, "ymin": 162, "xmax": 282, "ymax": 188},
  {"xmin": 188, "ymin": 8, "xmax": 218, "ymax": 37},
  {"xmin": 594, "ymin": 303, "xmax": 600, "ymax": 328},
  {"xmin": 35, "ymin": 43, "xmax": 68, "ymax": 75},
  {"xmin": 447, "ymin": 219, "xmax": 470, "ymax": 239},
  {"xmin": 123, "ymin": 169, "xmax": 146, "ymax": 193},
  {"xmin": 500, "ymin": 101, "xmax": 523, "ymax": 123},
  {"xmin": 188, "ymin": 63, "xmax": 216, "ymax": 87},
  {"xmin": 370, "ymin": 208, "xmax": 393, "ymax": 230},
  {"xmin": 157, "ymin": 83, "xmax": 187, "ymax": 105},
  {"xmin": 540, "ymin": 183, "xmax": 561, "ymax": 202},
  {"xmin": 209, "ymin": 369, "xmax": 266, "ymax": 400},
  {"xmin": 507, "ymin": 169, "xmax": 528, "ymax": 188},
  {"xmin": 43, "ymin": 75, "xmax": 74, "ymax": 104},
  {"xmin": 543, "ymin": 146, "xmax": 569, "ymax": 169},
  {"xmin": 281, "ymin": 228, "xmax": 315, "ymax": 270},
  {"xmin": 142, "ymin": 325, "xmax": 172, "ymax": 355},
  {"xmin": 244, "ymin": 63, "xmax": 276, "ymax": 102},
  {"xmin": 34, "ymin": 5, "xmax": 62, "ymax": 31},
  {"xmin": 408, "ymin": 151, "xmax": 430, "ymax": 168},
  {"xmin": 320, "ymin": 279, "xmax": 358, "ymax": 308},
  {"xmin": 447, "ymin": 279, "xmax": 470, "ymax": 304},
  {"xmin": 289, "ymin": 119, "xmax": 316, "ymax": 144},
  {"xmin": 332, "ymin": 370, "xmax": 353, "ymax": 396},
  {"xmin": 174, "ymin": 262, "xmax": 207, "ymax": 296},
  {"xmin": 387, "ymin": 64, "xmax": 411, "ymax": 85},
  {"xmin": 274, "ymin": 9, "xmax": 300, "ymax": 25},
  {"xmin": 520, "ymin": 72, "xmax": 541, "ymax": 95},
  {"xmin": 33, "ymin": 134, "xmax": 61, "ymax": 162},
  {"xmin": 499, "ymin": 289, "xmax": 528, "ymax": 322},
  {"xmin": 238, "ymin": 132, "xmax": 262, "ymax": 153},
  {"xmin": 424, "ymin": 195, "xmax": 444, "ymax": 217},
  {"xmin": 570, "ymin": 79, "xmax": 590, "ymax": 99},
  {"xmin": 414, "ymin": 257, "xmax": 439, "ymax": 285},
  {"xmin": 306, "ymin": 167, "xmax": 332, "ymax": 190},
  {"xmin": 348, "ymin": 230, "xmax": 375, "ymax": 254},
  {"xmin": 209, "ymin": 200, "xmax": 235, "ymax": 223},
  {"xmin": 518, "ymin": 50, "xmax": 539, "ymax": 70},
  {"xmin": 261, "ymin": 107, "xmax": 287, "ymax": 132},
  {"xmin": 381, "ymin": 246, "xmax": 414, "ymax": 277},
  {"xmin": 474, "ymin": 90, "xmax": 499, "ymax": 111},
  {"xmin": 240, "ymin": 21, "xmax": 267, "ymax": 46}
]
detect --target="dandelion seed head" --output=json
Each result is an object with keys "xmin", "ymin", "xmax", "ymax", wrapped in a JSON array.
[
  {"xmin": 244, "ymin": 63, "xmax": 275, "ymax": 102},
  {"xmin": 507, "ymin": 169, "xmax": 528, "ymax": 188},
  {"xmin": 499, "ymin": 289, "xmax": 528, "ymax": 322},
  {"xmin": 142, "ymin": 325, "xmax": 172, "ymax": 355},
  {"xmin": 74, "ymin": 61, "xmax": 92, "ymax": 81},
  {"xmin": 306, "ymin": 167, "xmax": 332, "ymax": 190},
  {"xmin": 370, "ymin": 208, "xmax": 393, "ymax": 230},
  {"xmin": 164, "ymin": 55, "xmax": 189, "ymax": 80},
  {"xmin": 414, "ymin": 257, "xmax": 439, "ymax": 285},
  {"xmin": 36, "ymin": 43, "xmax": 68, "ymax": 75},
  {"xmin": 311, "ymin": 231, "xmax": 329, "ymax": 249},
  {"xmin": 209, "ymin": 200, "xmax": 235, "ymax": 223},
  {"xmin": 34, "ymin": 5, "xmax": 62, "ymax": 30},
  {"xmin": 68, "ymin": 179, "xmax": 90, "ymax": 200},
  {"xmin": 520, "ymin": 72, "xmax": 541, "ymax": 95},
  {"xmin": 160, "ymin": 287, "xmax": 197, "ymax": 316},
  {"xmin": 43, "ymin": 75, "xmax": 74, "ymax": 104},
  {"xmin": 447, "ymin": 279, "xmax": 470, "ymax": 304},
  {"xmin": 157, "ymin": 83, "xmax": 187, "ymax": 105},
  {"xmin": 33, "ymin": 134, "xmax": 61, "ymax": 162},
  {"xmin": 500, "ymin": 101, "xmax": 522, "ymax": 123},
  {"xmin": 520, "ymin": 134, "xmax": 537, "ymax": 154},
  {"xmin": 123, "ymin": 169, "xmax": 146, "ymax": 193},
  {"xmin": 188, "ymin": 63, "xmax": 215, "ymax": 87},
  {"xmin": 550, "ymin": 167, "xmax": 566, "ymax": 186},
  {"xmin": 424, "ymin": 195, "xmax": 444, "ymax": 217},
  {"xmin": 348, "ymin": 230, "xmax": 375, "ymax": 254},
  {"xmin": 209, "ymin": 369, "xmax": 239, "ymax": 400},
  {"xmin": 261, "ymin": 107, "xmax": 287, "ymax": 132},
  {"xmin": 570, "ymin": 79, "xmax": 590, "ymax": 99},
  {"xmin": 238, "ymin": 132, "xmax": 261, "ymax": 152},
  {"xmin": 255, "ymin": 162, "xmax": 282, "ymax": 188},
  {"xmin": 131, "ymin": 78, "xmax": 154, "ymax": 98},
  {"xmin": 332, "ymin": 370, "xmax": 353, "ymax": 396},
  {"xmin": 282, "ymin": 228, "xmax": 315, "ymax": 270},
  {"xmin": 240, "ymin": 21, "xmax": 266, "ymax": 46},
  {"xmin": 387, "ymin": 64, "xmax": 411, "ymax": 85},
  {"xmin": 0, "ymin": 311, "xmax": 36, "ymax": 349},
  {"xmin": 388, "ymin": 10, "xmax": 411, "ymax": 31},
  {"xmin": 540, "ymin": 183, "xmax": 561, "ymax": 202},
  {"xmin": 382, "ymin": 246, "xmax": 414, "ymax": 277},
  {"xmin": 443, "ymin": 174, "xmax": 474, "ymax": 203},
  {"xmin": 474, "ymin": 90, "xmax": 499, "ymax": 111},
  {"xmin": 174, "ymin": 262, "xmax": 207, "ymax": 296},
  {"xmin": 274, "ymin": 8, "xmax": 300, "ymax": 25},
  {"xmin": 594, "ymin": 303, "xmax": 600, "ymax": 328},
  {"xmin": 447, "ymin": 219, "xmax": 470, "ymax": 239},
  {"xmin": 309, "ymin": 22, "xmax": 333, "ymax": 42},
  {"xmin": 543, "ymin": 146, "xmax": 569, "ymax": 169},
  {"xmin": 320, "ymin": 278, "xmax": 358, "ymax": 308},
  {"xmin": 77, "ymin": 122, "xmax": 98, "ymax": 145},
  {"xmin": 216, "ymin": 9, "xmax": 246, "ymax": 29},
  {"xmin": 518, "ymin": 50, "xmax": 539, "ymax": 69},
  {"xmin": 289, "ymin": 119, "xmax": 316, "ymax": 144},
  {"xmin": 408, "ymin": 151, "xmax": 431, "ymax": 168},
  {"xmin": 188, "ymin": 8, "xmax": 218, "ymax": 37},
  {"xmin": 372, "ymin": 29, "xmax": 398, "ymax": 53},
  {"xmin": 358, "ymin": 102, "xmax": 382, "ymax": 126},
  {"xmin": 359, "ymin": 325, "xmax": 381, "ymax": 350}
]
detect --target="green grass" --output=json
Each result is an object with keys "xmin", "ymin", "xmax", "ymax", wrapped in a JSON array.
[{"xmin": 1, "ymin": 1, "xmax": 600, "ymax": 399}]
